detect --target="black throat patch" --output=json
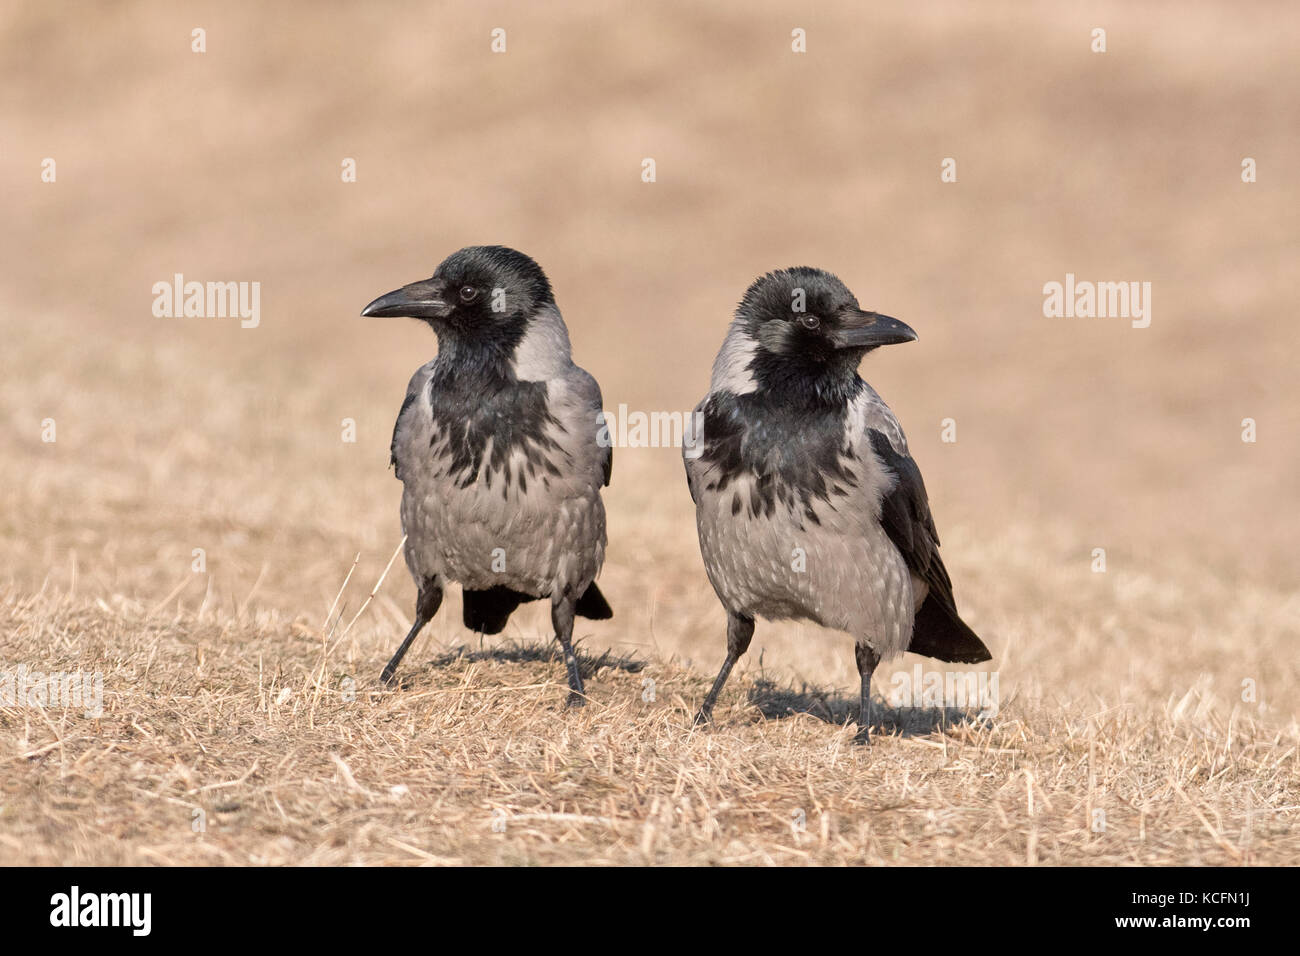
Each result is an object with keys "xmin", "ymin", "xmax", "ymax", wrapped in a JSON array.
[
  {"xmin": 698, "ymin": 385, "xmax": 863, "ymax": 526},
  {"xmin": 423, "ymin": 361, "xmax": 565, "ymax": 495}
]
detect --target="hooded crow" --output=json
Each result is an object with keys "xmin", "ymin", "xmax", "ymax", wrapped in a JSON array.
[
  {"xmin": 684, "ymin": 267, "xmax": 990, "ymax": 742},
  {"xmin": 362, "ymin": 246, "xmax": 612, "ymax": 705}
]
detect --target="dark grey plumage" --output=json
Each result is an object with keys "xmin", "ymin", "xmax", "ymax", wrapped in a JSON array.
[
  {"xmin": 684, "ymin": 267, "xmax": 990, "ymax": 741},
  {"xmin": 362, "ymin": 246, "xmax": 612, "ymax": 704}
]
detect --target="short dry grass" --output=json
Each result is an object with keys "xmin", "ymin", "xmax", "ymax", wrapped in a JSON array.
[{"xmin": 2, "ymin": 580, "xmax": 1296, "ymax": 866}]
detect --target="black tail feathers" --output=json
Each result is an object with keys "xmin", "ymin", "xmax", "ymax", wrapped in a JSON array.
[
  {"xmin": 462, "ymin": 581, "xmax": 613, "ymax": 635},
  {"xmin": 462, "ymin": 586, "xmax": 528, "ymax": 634},
  {"xmin": 907, "ymin": 594, "xmax": 991, "ymax": 664},
  {"xmin": 575, "ymin": 581, "xmax": 613, "ymax": 620}
]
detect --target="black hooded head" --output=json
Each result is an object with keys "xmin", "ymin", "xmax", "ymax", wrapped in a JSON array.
[
  {"xmin": 735, "ymin": 267, "xmax": 916, "ymax": 404},
  {"xmin": 362, "ymin": 245, "xmax": 556, "ymax": 373}
]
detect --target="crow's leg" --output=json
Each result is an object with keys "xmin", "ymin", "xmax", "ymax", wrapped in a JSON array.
[
  {"xmin": 380, "ymin": 576, "xmax": 442, "ymax": 685},
  {"xmin": 694, "ymin": 611, "xmax": 755, "ymax": 726},
  {"xmin": 552, "ymin": 593, "xmax": 585, "ymax": 707},
  {"xmin": 853, "ymin": 642, "xmax": 881, "ymax": 744}
]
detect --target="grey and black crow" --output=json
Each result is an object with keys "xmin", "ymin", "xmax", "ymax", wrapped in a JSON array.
[
  {"xmin": 684, "ymin": 267, "xmax": 990, "ymax": 742},
  {"xmin": 361, "ymin": 246, "xmax": 612, "ymax": 704}
]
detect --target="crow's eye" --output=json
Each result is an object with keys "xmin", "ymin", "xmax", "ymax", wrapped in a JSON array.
[
  {"xmin": 458, "ymin": 285, "xmax": 478, "ymax": 304},
  {"xmin": 799, "ymin": 314, "xmax": 820, "ymax": 330}
]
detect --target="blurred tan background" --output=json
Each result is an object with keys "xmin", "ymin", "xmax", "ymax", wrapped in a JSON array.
[{"xmin": 3, "ymin": 1, "xmax": 1297, "ymax": 706}]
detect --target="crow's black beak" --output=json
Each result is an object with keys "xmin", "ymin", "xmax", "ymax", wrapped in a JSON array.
[
  {"xmin": 831, "ymin": 310, "xmax": 917, "ymax": 349},
  {"xmin": 361, "ymin": 279, "xmax": 451, "ymax": 319}
]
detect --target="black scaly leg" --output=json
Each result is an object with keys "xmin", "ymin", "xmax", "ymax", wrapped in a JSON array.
[
  {"xmin": 552, "ymin": 594, "xmax": 585, "ymax": 707},
  {"xmin": 380, "ymin": 576, "xmax": 442, "ymax": 685},
  {"xmin": 854, "ymin": 642, "xmax": 881, "ymax": 744},
  {"xmin": 694, "ymin": 611, "xmax": 755, "ymax": 726}
]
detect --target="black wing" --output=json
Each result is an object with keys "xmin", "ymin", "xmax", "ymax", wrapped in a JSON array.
[{"xmin": 867, "ymin": 429, "xmax": 991, "ymax": 664}]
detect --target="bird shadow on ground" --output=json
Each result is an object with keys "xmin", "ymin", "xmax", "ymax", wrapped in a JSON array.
[
  {"xmin": 745, "ymin": 678, "xmax": 991, "ymax": 737},
  {"xmin": 387, "ymin": 640, "xmax": 647, "ymax": 689}
]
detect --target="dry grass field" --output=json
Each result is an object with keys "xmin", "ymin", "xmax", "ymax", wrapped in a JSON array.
[{"xmin": 1, "ymin": 1, "xmax": 1297, "ymax": 865}]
